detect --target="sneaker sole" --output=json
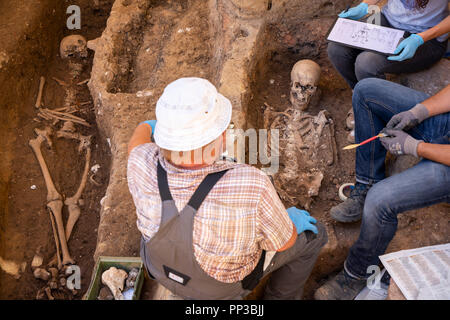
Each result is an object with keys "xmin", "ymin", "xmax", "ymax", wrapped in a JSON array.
[{"xmin": 330, "ymin": 211, "xmax": 362, "ymax": 223}]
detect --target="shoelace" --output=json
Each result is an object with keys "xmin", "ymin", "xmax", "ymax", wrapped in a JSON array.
[{"xmin": 349, "ymin": 183, "xmax": 369, "ymax": 199}]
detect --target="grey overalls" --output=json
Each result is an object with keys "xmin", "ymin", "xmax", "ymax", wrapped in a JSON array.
[{"xmin": 140, "ymin": 161, "xmax": 266, "ymax": 300}]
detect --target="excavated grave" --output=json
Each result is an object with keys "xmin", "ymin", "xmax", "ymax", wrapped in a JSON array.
[{"xmin": 88, "ymin": 0, "xmax": 450, "ymax": 299}]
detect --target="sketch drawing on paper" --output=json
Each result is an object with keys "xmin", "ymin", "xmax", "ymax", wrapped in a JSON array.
[
  {"xmin": 351, "ymin": 27, "xmax": 369, "ymax": 45},
  {"xmin": 327, "ymin": 18, "xmax": 405, "ymax": 54}
]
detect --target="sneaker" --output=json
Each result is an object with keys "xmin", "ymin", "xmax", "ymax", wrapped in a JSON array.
[
  {"xmin": 346, "ymin": 108, "xmax": 355, "ymax": 130},
  {"xmin": 314, "ymin": 269, "xmax": 367, "ymax": 300},
  {"xmin": 330, "ymin": 182, "xmax": 370, "ymax": 223}
]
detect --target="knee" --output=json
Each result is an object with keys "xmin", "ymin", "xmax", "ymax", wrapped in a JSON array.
[
  {"xmin": 355, "ymin": 51, "xmax": 385, "ymax": 80},
  {"xmin": 327, "ymin": 42, "xmax": 348, "ymax": 62},
  {"xmin": 352, "ymin": 78, "xmax": 390, "ymax": 108},
  {"xmin": 313, "ymin": 221, "xmax": 328, "ymax": 248},
  {"xmin": 362, "ymin": 183, "xmax": 396, "ymax": 223},
  {"xmin": 352, "ymin": 78, "xmax": 376, "ymax": 110}
]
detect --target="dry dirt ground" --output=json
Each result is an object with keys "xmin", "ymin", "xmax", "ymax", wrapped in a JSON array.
[
  {"xmin": 0, "ymin": 0, "xmax": 114, "ymax": 299},
  {"xmin": 1, "ymin": 0, "xmax": 448, "ymax": 300}
]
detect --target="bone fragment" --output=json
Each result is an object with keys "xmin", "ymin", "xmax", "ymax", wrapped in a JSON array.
[
  {"xmin": 39, "ymin": 108, "xmax": 91, "ymax": 127},
  {"xmin": 28, "ymin": 128, "xmax": 58, "ymax": 202},
  {"xmin": 327, "ymin": 118, "xmax": 338, "ymax": 166},
  {"xmin": 35, "ymin": 76, "xmax": 45, "ymax": 108},
  {"xmin": 0, "ymin": 256, "xmax": 24, "ymax": 279},
  {"xmin": 102, "ymin": 267, "xmax": 128, "ymax": 300},
  {"xmin": 33, "ymin": 268, "xmax": 51, "ymax": 281},
  {"xmin": 31, "ymin": 254, "xmax": 44, "ymax": 269},
  {"xmin": 56, "ymin": 129, "xmax": 92, "ymax": 241},
  {"xmin": 77, "ymin": 79, "xmax": 89, "ymax": 86},
  {"xmin": 48, "ymin": 210, "xmax": 62, "ymax": 269},
  {"xmin": 44, "ymin": 287, "xmax": 54, "ymax": 300},
  {"xmin": 36, "ymin": 288, "xmax": 46, "ymax": 300},
  {"xmin": 52, "ymin": 77, "xmax": 69, "ymax": 87},
  {"xmin": 49, "ymin": 268, "xmax": 58, "ymax": 281},
  {"xmin": 64, "ymin": 148, "xmax": 90, "ymax": 240},
  {"xmin": 48, "ymin": 200, "xmax": 74, "ymax": 265},
  {"xmin": 90, "ymin": 174, "xmax": 102, "ymax": 187}
]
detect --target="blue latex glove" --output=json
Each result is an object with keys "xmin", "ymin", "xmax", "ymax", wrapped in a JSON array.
[
  {"xmin": 141, "ymin": 120, "xmax": 157, "ymax": 134},
  {"xmin": 287, "ymin": 207, "xmax": 318, "ymax": 235},
  {"xmin": 338, "ymin": 3, "xmax": 369, "ymax": 20},
  {"xmin": 388, "ymin": 34, "xmax": 424, "ymax": 61}
]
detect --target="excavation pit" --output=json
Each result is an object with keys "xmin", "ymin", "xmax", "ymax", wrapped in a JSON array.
[
  {"xmin": 0, "ymin": 0, "xmax": 114, "ymax": 299},
  {"xmin": 1, "ymin": 0, "xmax": 449, "ymax": 300}
]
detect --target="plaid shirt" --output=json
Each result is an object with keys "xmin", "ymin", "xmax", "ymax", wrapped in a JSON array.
[{"xmin": 127, "ymin": 143, "xmax": 293, "ymax": 283}]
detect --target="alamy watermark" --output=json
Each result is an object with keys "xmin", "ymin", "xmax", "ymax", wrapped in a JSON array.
[
  {"xmin": 66, "ymin": 265, "xmax": 81, "ymax": 290},
  {"xmin": 66, "ymin": 5, "xmax": 81, "ymax": 30},
  {"xmin": 166, "ymin": 128, "xmax": 280, "ymax": 175},
  {"xmin": 366, "ymin": 5, "xmax": 381, "ymax": 28},
  {"xmin": 366, "ymin": 265, "xmax": 384, "ymax": 290}
]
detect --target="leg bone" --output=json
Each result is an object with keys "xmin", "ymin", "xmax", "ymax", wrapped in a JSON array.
[
  {"xmin": 65, "ymin": 147, "xmax": 91, "ymax": 240},
  {"xmin": 35, "ymin": 76, "xmax": 45, "ymax": 108},
  {"xmin": 48, "ymin": 211, "xmax": 62, "ymax": 270},
  {"xmin": 29, "ymin": 130, "xmax": 74, "ymax": 266},
  {"xmin": 47, "ymin": 200, "xmax": 74, "ymax": 265}
]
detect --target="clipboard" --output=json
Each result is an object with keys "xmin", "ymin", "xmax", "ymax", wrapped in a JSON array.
[{"xmin": 326, "ymin": 17, "xmax": 407, "ymax": 56}]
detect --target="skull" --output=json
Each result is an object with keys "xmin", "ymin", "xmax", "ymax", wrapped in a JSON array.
[
  {"xmin": 59, "ymin": 35, "xmax": 88, "ymax": 59},
  {"xmin": 290, "ymin": 59, "xmax": 321, "ymax": 111}
]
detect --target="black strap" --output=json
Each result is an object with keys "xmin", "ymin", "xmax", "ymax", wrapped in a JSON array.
[
  {"xmin": 187, "ymin": 170, "xmax": 229, "ymax": 211},
  {"xmin": 241, "ymin": 250, "xmax": 266, "ymax": 291},
  {"xmin": 157, "ymin": 161, "xmax": 229, "ymax": 209},
  {"xmin": 157, "ymin": 161, "xmax": 173, "ymax": 201}
]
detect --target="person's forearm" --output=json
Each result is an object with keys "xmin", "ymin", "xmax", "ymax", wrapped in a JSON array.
[
  {"xmin": 127, "ymin": 123, "xmax": 152, "ymax": 155},
  {"xmin": 418, "ymin": 16, "xmax": 450, "ymax": 42},
  {"xmin": 417, "ymin": 143, "xmax": 450, "ymax": 166},
  {"xmin": 421, "ymin": 85, "xmax": 450, "ymax": 117}
]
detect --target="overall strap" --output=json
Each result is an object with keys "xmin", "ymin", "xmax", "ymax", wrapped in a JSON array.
[
  {"xmin": 187, "ymin": 170, "xmax": 229, "ymax": 211},
  {"xmin": 157, "ymin": 161, "xmax": 173, "ymax": 201},
  {"xmin": 157, "ymin": 160, "xmax": 229, "ymax": 209}
]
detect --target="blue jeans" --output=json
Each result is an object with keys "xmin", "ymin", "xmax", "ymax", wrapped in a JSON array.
[
  {"xmin": 327, "ymin": 14, "xmax": 447, "ymax": 89},
  {"xmin": 345, "ymin": 78, "xmax": 450, "ymax": 280}
]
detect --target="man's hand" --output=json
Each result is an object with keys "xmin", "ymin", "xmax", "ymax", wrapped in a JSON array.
[
  {"xmin": 386, "ymin": 104, "xmax": 429, "ymax": 131},
  {"xmin": 338, "ymin": 3, "xmax": 369, "ymax": 20},
  {"xmin": 388, "ymin": 34, "xmax": 424, "ymax": 62},
  {"xmin": 286, "ymin": 207, "xmax": 318, "ymax": 235},
  {"xmin": 380, "ymin": 129, "xmax": 423, "ymax": 157}
]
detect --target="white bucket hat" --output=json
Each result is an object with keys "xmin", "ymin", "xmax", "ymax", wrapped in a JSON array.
[{"xmin": 154, "ymin": 77, "xmax": 232, "ymax": 152}]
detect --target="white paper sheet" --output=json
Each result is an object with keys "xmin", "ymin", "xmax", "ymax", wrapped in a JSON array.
[
  {"xmin": 380, "ymin": 243, "xmax": 450, "ymax": 300},
  {"xmin": 327, "ymin": 18, "xmax": 405, "ymax": 54}
]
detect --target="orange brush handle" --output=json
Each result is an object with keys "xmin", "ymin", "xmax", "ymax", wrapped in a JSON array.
[{"xmin": 358, "ymin": 133, "xmax": 383, "ymax": 147}]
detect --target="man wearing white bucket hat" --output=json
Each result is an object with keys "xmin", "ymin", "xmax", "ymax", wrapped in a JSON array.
[{"xmin": 127, "ymin": 77, "xmax": 327, "ymax": 300}]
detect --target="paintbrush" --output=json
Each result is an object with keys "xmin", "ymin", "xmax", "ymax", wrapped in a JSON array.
[{"xmin": 343, "ymin": 133, "xmax": 388, "ymax": 150}]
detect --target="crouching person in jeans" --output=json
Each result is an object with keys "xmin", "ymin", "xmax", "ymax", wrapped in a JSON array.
[
  {"xmin": 127, "ymin": 77, "xmax": 327, "ymax": 300},
  {"xmin": 315, "ymin": 78, "xmax": 450, "ymax": 300}
]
